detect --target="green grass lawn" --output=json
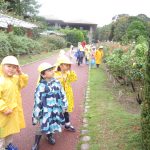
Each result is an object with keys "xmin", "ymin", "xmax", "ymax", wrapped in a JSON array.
[{"xmin": 79, "ymin": 65, "xmax": 142, "ymax": 150}]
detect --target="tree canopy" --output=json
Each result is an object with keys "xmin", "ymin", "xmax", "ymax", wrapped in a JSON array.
[
  {"xmin": 95, "ymin": 14, "xmax": 150, "ymax": 44},
  {"xmin": 1, "ymin": 0, "xmax": 41, "ymax": 17}
]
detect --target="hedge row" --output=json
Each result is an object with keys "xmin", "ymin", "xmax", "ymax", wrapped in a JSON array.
[{"xmin": 0, "ymin": 32, "xmax": 67, "ymax": 58}]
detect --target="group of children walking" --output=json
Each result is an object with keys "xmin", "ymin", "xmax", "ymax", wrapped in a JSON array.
[
  {"xmin": 0, "ymin": 53, "xmax": 77, "ymax": 150},
  {"xmin": 74, "ymin": 42, "xmax": 104, "ymax": 68}
]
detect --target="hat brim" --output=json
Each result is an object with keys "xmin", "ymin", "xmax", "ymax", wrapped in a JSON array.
[{"xmin": 47, "ymin": 66, "xmax": 56, "ymax": 70}]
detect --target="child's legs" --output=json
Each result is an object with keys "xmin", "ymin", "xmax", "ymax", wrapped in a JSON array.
[
  {"xmin": 80, "ymin": 57, "xmax": 83, "ymax": 64},
  {"xmin": 64, "ymin": 112, "xmax": 70, "ymax": 124},
  {"xmin": 96, "ymin": 64, "xmax": 100, "ymax": 68},
  {"xmin": 64, "ymin": 112, "xmax": 76, "ymax": 132},
  {"xmin": 85, "ymin": 57, "xmax": 89, "ymax": 64},
  {"xmin": 35, "ymin": 127, "xmax": 42, "ymax": 135},
  {"xmin": 77, "ymin": 56, "xmax": 80, "ymax": 62},
  {"xmin": 5, "ymin": 135, "xmax": 13, "ymax": 146},
  {"xmin": 90, "ymin": 61, "xmax": 94, "ymax": 68},
  {"xmin": 0, "ymin": 138, "xmax": 5, "ymax": 150},
  {"xmin": 31, "ymin": 127, "xmax": 42, "ymax": 148}
]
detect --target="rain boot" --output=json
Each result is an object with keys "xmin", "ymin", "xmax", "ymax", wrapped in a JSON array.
[
  {"xmin": 31, "ymin": 135, "xmax": 42, "ymax": 150},
  {"xmin": 47, "ymin": 133, "xmax": 55, "ymax": 145},
  {"xmin": 5, "ymin": 143, "xmax": 18, "ymax": 150}
]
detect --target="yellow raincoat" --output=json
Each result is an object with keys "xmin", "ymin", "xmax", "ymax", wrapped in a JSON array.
[
  {"xmin": 0, "ymin": 66, "xmax": 28, "ymax": 138},
  {"xmin": 54, "ymin": 71, "xmax": 77, "ymax": 112},
  {"xmin": 95, "ymin": 49, "xmax": 104, "ymax": 64}
]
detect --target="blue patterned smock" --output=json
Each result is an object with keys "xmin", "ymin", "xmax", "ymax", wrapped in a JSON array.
[{"xmin": 32, "ymin": 78, "xmax": 68, "ymax": 134}]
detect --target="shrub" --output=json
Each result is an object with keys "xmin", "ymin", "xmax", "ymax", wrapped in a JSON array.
[
  {"xmin": 66, "ymin": 42, "xmax": 72, "ymax": 48},
  {"xmin": 65, "ymin": 30, "xmax": 84, "ymax": 46},
  {"xmin": 141, "ymin": 41, "xmax": 150, "ymax": 149},
  {"xmin": 0, "ymin": 32, "xmax": 12, "ymax": 57},
  {"xmin": 0, "ymin": 31, "xmax": 66, "ymax": 59},
  {"xmin": 7, "ymin": 33, "xmax": 28, "ymax": 55},
  {"xmin": 59, "ymin": 28, "xmax": 86, "ymax": 46},
  {"xmin": 44, "ymin": 35, "xmax": 66, "ymax": 49},
  {"xmin": 40, "ymin": 41, "xmax": 57, "ymax": 52},
  {"xmin": 0, "ymin": 32, "xmax": 43, "ymax": 58},
  {"xmin": 13, "ymin": 27, "xmax": 26, "ymax": 36},
  {"xmin": 7, "ymin": 33, "xmax": 42, "ymax": 56}
]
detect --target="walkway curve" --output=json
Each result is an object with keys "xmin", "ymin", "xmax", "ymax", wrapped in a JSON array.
[{"xmin": 14, "ymin": 53, "xmax": 89, "ymax": 150}]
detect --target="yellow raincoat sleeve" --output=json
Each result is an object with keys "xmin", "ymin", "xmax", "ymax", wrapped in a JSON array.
[
  {"xmin": 0, "ymin": 73, "xmax": 28, "ymax": 113},
  {"xmin": 0, "ymin": 97, "xmax": 9, "ymax": 113},
  {"xmin": 0, "ymin": 66, "xmax": 8, "ymax": 113},
  {"xmin": 67, "ymin": 71, "xmax": 77, "ymax": 82},
  {"xmin": 18, "ymin": 73, "xmax": 28, "ymax": 89},
  {"xmin": 0, "ymin": 101, "xmax": 8, "ymax": 112},
  {"xmin": 0, "ymin": 78, "xmax": 9, "ymax": 113}
]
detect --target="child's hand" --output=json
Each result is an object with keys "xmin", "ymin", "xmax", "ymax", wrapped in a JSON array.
[
  {"xmin": 32, "ymin": 118, "xmax": 38, "ymax": 125},
  {"xmin": 67, "ymin": 64, "xmax": 71, "ymax": 71},
  {"xmin": 4, "ymin": 109, "xmax": 13, "ymax": 115},
  {"xmin": 16, "ymin": 66, "xmax": 22, "ymax": 75},
  {"xmin": 32, "ymin": 122, "xmax": 37, "ymax": 126}
]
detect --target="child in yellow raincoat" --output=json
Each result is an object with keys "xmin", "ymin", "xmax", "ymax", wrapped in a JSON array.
[
  {"xmin": 84, "ymin": 45, "xmax": 91, "ymax": 65},
  {"xmin": 54, "ymin": 56, "xmax": 77, "ymax": 132},
  {"xmin": 95, "ymin": 45, "xmax": 104, "ymax": 68},
  {"xmin": 0, "ymin": 56, "xmax": 28, "ymax": 150}
]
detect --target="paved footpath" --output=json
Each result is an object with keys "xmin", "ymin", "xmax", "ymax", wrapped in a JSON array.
[{"xmin": 14, "ymin": 53, "xmax": 89, "ymax": 150}]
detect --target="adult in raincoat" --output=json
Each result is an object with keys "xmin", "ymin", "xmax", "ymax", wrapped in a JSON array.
[
  {"xmin": 55, "ymin": 56, "xmax": 77, "ymax": 132},
  {"xmin": 95, "ymin": 45, "xmax": 104, "ymax": 68},
  {"xmin": 0, "ymin": 56, "xmax": 28, "ymax": 150}
]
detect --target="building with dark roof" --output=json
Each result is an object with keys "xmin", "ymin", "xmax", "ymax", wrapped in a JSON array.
[
  {"xmin": 0, "ymin": 13, "xmax": 38, "ymax": 37},
  {"xmin": 45, "ymin": 17, "xmax": 97, "ymax": 43}
]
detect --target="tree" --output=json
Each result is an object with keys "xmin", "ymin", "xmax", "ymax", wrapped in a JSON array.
[
  {"xmin": 59, "ymin": 28, "xmax": 85, "ymax": 46},
  {"xmin": 95, "ymin": 24, "xmax": 111, "ymax": 41},
  {"xmin": 95, "ymin": 14, "xmax": 150, "ymax": 43},
  {"xmin": 113, "ymin": 16, "xmax": 130, "ymax": 41},
  {"xmin": 20, "ymin": 0, "xmax": 41, "ymax": 17},
  {"xmin": 65, "ymin": 30, "xmax": 84, "ymax": 46},
  {"xmin": 127, "ymin": 20, "xmax": 148, "ymax": 41},
  {"xmin": 108, "ymin": 24, "xmax": 115, "ymax": 41},
  {"xmin": 137, "ymin": 14, "xmax": 150, "ymax": 22},
  {"xmin": 0, "ymin": 0, "xmax": 10, "ymax": 13},
  {"xmin": 2, "ymin": 0, "xmax": 21, "ymax": 14},
  {"xmin": 2, "ymin": 0, "xmax": 41, "ymax": 16}
]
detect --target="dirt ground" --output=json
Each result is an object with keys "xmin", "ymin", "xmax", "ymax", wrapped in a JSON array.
[
  {"xmin": 105, "ymin": 70, "xmax": 141, "ymax": 115},
  {"xmin": 117, "ymin": 89, "xmax": 141, "ymax": 114}
]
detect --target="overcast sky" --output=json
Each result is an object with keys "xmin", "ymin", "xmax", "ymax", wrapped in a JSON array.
[{"xmin": 37, "ymin": 0, "xmax": 150, "ymax": 27}]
